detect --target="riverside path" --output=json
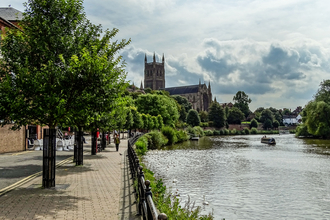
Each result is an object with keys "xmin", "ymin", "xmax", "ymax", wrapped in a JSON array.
[{"xmin": 0, "ymin": 137, "xmax": 141, "ymax": 220}]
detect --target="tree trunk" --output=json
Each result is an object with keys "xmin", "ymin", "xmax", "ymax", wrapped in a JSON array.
[
  {"xmin": 76, "ymin": 126, "xmax": 83, "ymax": 165},
  {"xmin": 42, "ymin": 128, "xmax": 57, "ymax": 188},
  {"xmin": 91, "ymin": 131, "xmax": 97, "ymax": 155}
]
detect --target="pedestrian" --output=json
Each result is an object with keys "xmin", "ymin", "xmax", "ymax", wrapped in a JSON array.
[{"xmin": 114, "ymin": 134, "xmax": 120, "ymax": 151}]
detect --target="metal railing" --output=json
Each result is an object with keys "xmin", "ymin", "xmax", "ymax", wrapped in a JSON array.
[{"xmin": 127, "ymin": 134, "xmax": 167, "ymax": 220}]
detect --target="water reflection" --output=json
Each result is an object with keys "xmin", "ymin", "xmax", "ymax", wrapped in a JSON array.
[{"xmin": 143, "ymin": 134, "xmax": 330, "ymax": 219}]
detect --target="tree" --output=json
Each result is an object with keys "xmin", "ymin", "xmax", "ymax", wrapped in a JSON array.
[
  {"xmin": 260, "ymin": 109, "xmax": 274, "ymax": 123},
  {"xmin": 135, "ymin": 94, "xmax": 179, "ymax": 126},
  {"xmin": 186, "ymin": 109, "xmax": 201, "ymax": 127},
  {"xmin": 171, "ymin": 95, "xmax": 192, "ymax": 112},
  {"xmin": 233, "ymin": 91, "xmax": 251, "ymax": 118},
  {"xmin": 314, "ymin": 80, "xmax": 330, "ymax": 104},
  {"xmin": 227, "ymin": 107, "xmax": 245, "ymax": 124},
  {"xmin": 157, "ymin": 115, "xmax": 164, "ymax": 129},
  {"xmin": 273, "ymin": 120, "xmax": 280, "ymax": 129},
  {"xmin": 208, "ymin": 102, "xmax": 225, "ymax": 128},
  {"xmin": 130, "ymin": 107, "xmax": 143, "ymax": 131},
  {"xmin": 199, "ymin": 111, "xmax": 208, "ymax": 123},
  {"xmin": 225, "ymin": 106, "xmax": 229, "ymax": 119},
  {"xmin": 263, "ymin": 119, "xmax": 273, "ymax": 130},
  {"xmin": 302, "ymin": 101, "xmax": 330, "ymax": 138},
  {"xmin": 250, "ymin": 118, "xmax": 258, "ymax": 129},
  {"xmin": 0, "ymin": 0, "xmax": 129, "ymax": 187}
]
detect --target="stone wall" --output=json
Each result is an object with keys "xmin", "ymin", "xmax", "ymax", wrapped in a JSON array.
[{"xmin": 0, "ymin": 124, "xmax": 26, "ymax": 154}]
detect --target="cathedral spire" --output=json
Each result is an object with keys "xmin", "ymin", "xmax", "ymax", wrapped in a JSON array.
[
  {"xmin": 208, "ymin": 81, "xmax": 211, "ymax": 91},
  {"xmin": 145, "ymin": 53, "xmax": 147, "ymax": 63},
  {"xmin": 162, "ymin": 53, "xmax": 165, "ymax": 63},
  {"xmin": 140, "ymin": 81, "xmax": 143, "ymax": 90},
  {"xmin": 153, "ymin": 52, "xmax": 156, "ymax": 62}
]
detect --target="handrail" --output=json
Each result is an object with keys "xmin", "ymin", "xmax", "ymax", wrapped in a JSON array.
[{"xmin": 127, "ymin": 133, "xmax": 167, "ymax": 220}]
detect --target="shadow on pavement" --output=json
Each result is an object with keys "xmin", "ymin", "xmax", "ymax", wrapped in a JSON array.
[
  {"xmin": 0, "ymin": 164, "xmax": 42, "ymax": 179},
  {"xmin": 0, "ymin": 186, "xmax": 86, "ymax": 219}
]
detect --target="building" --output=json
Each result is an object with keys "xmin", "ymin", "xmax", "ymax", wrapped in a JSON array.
[
  {"xmin": 0, "ymin": 7, "xmax": 23, "ymax": 40},
  {"xmin": 143, "ymin": 53, "xmax": 212, "ymax": 112},
  {"xmin": 144, "ymin": 53, "xmax": 165, "ymax": 90},
  {"xmin": 164, "ymin": 81, "xmax": 212, "ymax": 112}
]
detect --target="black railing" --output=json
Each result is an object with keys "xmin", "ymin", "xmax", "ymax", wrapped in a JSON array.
[{"xmin": 127, "ymin": 134, "xmax": 167, "ymax": 220}]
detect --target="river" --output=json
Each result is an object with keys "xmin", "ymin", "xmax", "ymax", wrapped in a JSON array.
[{"xmin": 143, "ymin": 134, "xmax": 330, "ymax": 219}]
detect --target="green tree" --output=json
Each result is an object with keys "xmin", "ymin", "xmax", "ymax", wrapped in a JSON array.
[
  {"xmin": 171, "ymin": 95, "xmax": 192, "ymax": 112},
  {"xmin": 314, "ymin": 80, "xmax": 330, "ymax": 104},
  {"xmin": 157, "ymin": 115, "xmax": 164, "ymax": 129},
  {"xmin": 263, "ymin": 119, "xmax": 273, "ymax": 130},
  {"xmin": 273, "ymin": 120, "xmax": 280, "ymax": 129},
  {"xmin": 151, "ymin": 116, "xmax": 159, "ymax": 130},
  {"xmin": 297, "ymin": 80, "xmax": 330, "ymax": 138},
  {"xmin": 233, "ymin": 91, "xmax": 251, "ymax": 118},
  {"xmin": 282, "ymin": 108, "xmax": 291, "ymax": 116},
  {"xmin": 0, "ymin": 0, "xmax": 129, "ymax": 187},
  {"xmin": 135, "ymin": 94, "xmax": 179, "ymax": 126},
  {"xmin": 208, "ymin": 102, "xmax": 225, "ymax": 128},
  {"xmin": 260, "ymin": 109, "xmax": 274, "ymax": 123},
  {"xmin": 141, "ymin": 114, "xmax": 148, "ymax": 131},
  {"xmin": 227, "ymin": 107, "xmax": 245, "ymax": 124},
  {"xmin": 225, "ymin": 106, "xmax": 229, "ymax": 118},
  {"xmin": 303, "ymin": 101, "xmax": 330, "ymax": 138},
  {"xmin": 186, "ymin": 109, "xmax": 201, "ymax": 127},
  {"xmin": 130, "ymin": 107, "xmax": 143, "ymax": 131},
  {"xmin": 250, "ymin": 118, "xmax": 258, "ymax": 129},
  {"xmin": 199, "ymin": 111, "xmax": 208, "ymax": 122}
]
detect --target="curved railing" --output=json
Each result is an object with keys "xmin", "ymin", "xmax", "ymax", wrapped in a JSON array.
[{"xmin": 127, "ymin": 133, "xmax": 167, "ymax": 220}]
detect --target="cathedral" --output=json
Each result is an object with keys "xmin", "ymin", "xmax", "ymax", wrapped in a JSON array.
[{"xmin": 143, "ymin": 53, "xmax": 212, "ymax": 112}]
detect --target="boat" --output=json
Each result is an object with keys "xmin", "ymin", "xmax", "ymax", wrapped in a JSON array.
[
  {"xmin": 279, "ymin": 130, "xmax": 290, "ymax": 134},
  {"xmin": 261, "ymin": 137, "xmax": 276, "ymax": 145},
  {"xmin": 191, "ymin": 136, "xmax": 199, "ymax": 141}
]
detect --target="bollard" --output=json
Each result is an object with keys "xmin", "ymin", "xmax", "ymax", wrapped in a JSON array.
[{"xmin": 158, "ymin": 213, "xmax": 168, "ymax": 220}]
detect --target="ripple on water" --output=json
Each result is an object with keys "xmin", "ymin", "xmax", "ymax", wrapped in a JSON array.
[{"xmin": 144, "ymin": 134, "xmax": 330, "ymax": 219}]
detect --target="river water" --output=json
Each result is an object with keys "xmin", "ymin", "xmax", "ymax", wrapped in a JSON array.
[{"xmin": 143, "ymin": 134, "xmax": 330, "ymax": 219}]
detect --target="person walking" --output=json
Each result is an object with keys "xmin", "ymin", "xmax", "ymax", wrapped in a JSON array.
[{"xmin": 114, "ymin": 134, "xmax": 120, "ymax": 151}]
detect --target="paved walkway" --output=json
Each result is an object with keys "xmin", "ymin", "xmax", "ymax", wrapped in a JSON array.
[{"xmin": 0, "ymin": 139, "xmax": 141, "ymax": 220}]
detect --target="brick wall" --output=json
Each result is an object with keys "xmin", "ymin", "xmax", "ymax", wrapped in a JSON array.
[{"xmin": 0, "ymin": 124, "xmax": 26, "ymax": 154}]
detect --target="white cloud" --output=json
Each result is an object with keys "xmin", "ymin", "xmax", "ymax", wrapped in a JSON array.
[{"xmin": 2, "ymin": 0, "xmax": 330, "ymax": 110}]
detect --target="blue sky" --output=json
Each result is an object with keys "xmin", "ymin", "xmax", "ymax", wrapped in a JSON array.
[{"xmin": 3, "ymin": 0, "xmax": 330, "ymax": 111}]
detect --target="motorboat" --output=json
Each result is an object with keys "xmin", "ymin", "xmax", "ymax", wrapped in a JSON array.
[{"xmin": 261, "ymin": 137, "xmax": 276, "ymax": 145}]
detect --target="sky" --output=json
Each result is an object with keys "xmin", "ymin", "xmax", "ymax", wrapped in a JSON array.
[{"xmin": 2, "ymin": 0, "xmax": 330, "ymax": 111}]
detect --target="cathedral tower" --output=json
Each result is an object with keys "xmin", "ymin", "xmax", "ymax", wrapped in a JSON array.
[{"xmin": 144, "ymin": 53, "xmax": 165, "ymax": 90}]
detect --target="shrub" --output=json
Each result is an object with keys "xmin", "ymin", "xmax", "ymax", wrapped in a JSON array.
[
  {"xmin": 204, "ymin": 130, "xmax": 214, "ymax": 136},
  {"xmin": 231, "ymin": 128, "xmax": 237, "ymax": 135},
  {"xmin": 251, "ymin": 127, "xmax": 258, "ymax": 134},
  {"xmin": 135, "ymin": 136, "xmax": 148, "ymax": 155},
  {"xmin": 200, "ymin": 122, "xmax": 209, "ymax": 127},
  {"xmin": 213, "ymin": 130, "xmax": 221, "ymax": 135},
  {"xmin": 161, "ymin": 126, "xmax": 178, "ymax": 145},
  {"xmin": 186, "ymin": 109, "xmax": 201, "ymax": 127},
  {"xmin": 147, "ymin": 130, "xmax": 168, "ymax": 149},
  {"xmin": 176, "ymin": 130, "xmax": 190, "ymax": 142},
  {"xmin": 250, "ymin": 118, "xmax": 258, "ymax": 129},
  {"xmin": 244, "ymin": 127, "xmax": 250, "ymax": 135},
  {"xmin": 224, "ymin": 129, "xmax": 229, "ymax": 135},
  {"xmin": 186, "ymin": 126, "xmax": 195, "ymax": 135},
  {"xmin": 193, "ymin": 126, "xmax": 204, "ymax": 137},
  {"xmin": 219, "ymin": 130, "xmax": 224, "ymax": 135}
]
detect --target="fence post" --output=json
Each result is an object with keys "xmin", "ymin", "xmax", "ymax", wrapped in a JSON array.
[
  {"xmin": 158, "ymin": 213, "xmax": 168, "ymax": 220},
  {"xmin": 138, "ymin": 166, "xmax": 144, "ymax": 216}
]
